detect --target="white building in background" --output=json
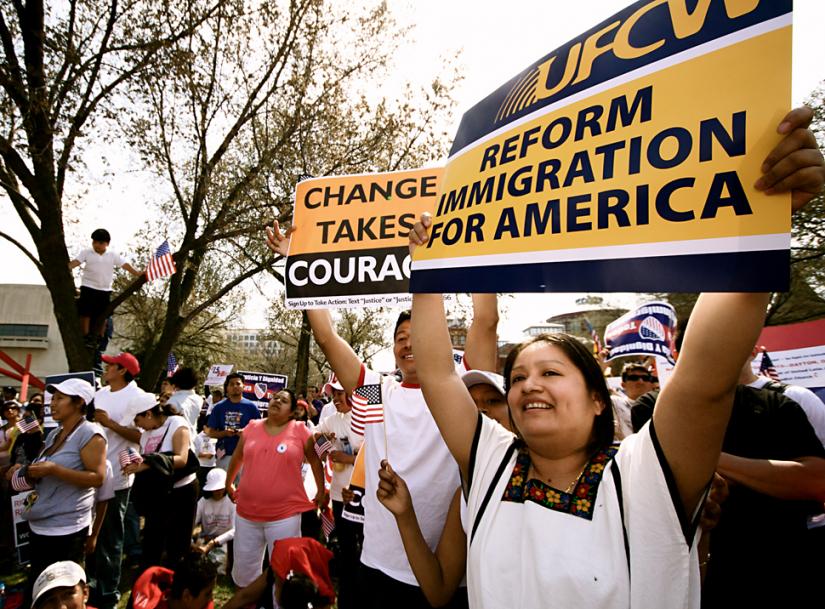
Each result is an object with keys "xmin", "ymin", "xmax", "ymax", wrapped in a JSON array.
[
  {"xmin": 0, "ymin": 284, "xmax": 69, "ymax": 389},
  {"xmin": 523, "ymin": 323, "xmax": 565, "ymax": 337},
  {"xmin": 225, "ymin": 328, "xmax": 274, "ymax": 355}
]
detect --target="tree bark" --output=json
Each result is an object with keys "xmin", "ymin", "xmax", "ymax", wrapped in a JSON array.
[{"xmin": 294, "ymin": 311, "xmax": 311, "ymax": 396}]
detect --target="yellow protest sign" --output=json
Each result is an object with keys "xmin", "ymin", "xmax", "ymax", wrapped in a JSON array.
[
  {"xmin": 286, "ymin": 168, "xmax": 442, "ymax": 308},
  {"xmin": 411, "ymin": 0, "xmax": 791, "ymax": 293}
]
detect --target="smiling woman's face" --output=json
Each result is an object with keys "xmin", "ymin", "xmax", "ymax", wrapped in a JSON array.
[{"xmin": 507, "ymin": 342, "xmax": 603, "ymax": 450}]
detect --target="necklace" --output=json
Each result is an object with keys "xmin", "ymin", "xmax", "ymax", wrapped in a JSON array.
[{"xmin": 531, "ymin": 457, "xmax": 590, "ymax": 494}]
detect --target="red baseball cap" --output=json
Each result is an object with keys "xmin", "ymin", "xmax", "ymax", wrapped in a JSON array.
[{"xmin": 101, "ymin": 352, "xmax": 140, "ymax": 376}]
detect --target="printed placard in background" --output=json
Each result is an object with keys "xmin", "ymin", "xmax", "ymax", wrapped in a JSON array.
[
  {"xmin": 605, "ymin": 301, "xmax": 676, "ymax": 364},
  {"xmin": 411, "ymin": 0, "xmax": 792, "ymax": 293},
  {"xmin": 238, "ymin": 370, "xmax": 289, "ymax": 414},
  {"xmin": 286, "ymin": 168, "xmax": 443, "ymax": 309}
]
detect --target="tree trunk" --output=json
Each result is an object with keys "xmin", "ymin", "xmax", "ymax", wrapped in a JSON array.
[
  {"xmin": 35, "ymin": 206, "xmax": 93, "ymax": 372},
  {"xmin": 294, "ymin": 311, "xmax": 311, "ymax": 396}
]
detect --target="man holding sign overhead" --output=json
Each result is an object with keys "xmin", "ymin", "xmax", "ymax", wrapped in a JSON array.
[{"xmin": 267, "ymin": 222, "xmax": 498, "ymax": 609}]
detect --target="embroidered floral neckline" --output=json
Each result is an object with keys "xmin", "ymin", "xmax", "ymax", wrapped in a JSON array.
[{"xmin": 502, "ymin": 444, "xmax": 619, "ymax": 520}]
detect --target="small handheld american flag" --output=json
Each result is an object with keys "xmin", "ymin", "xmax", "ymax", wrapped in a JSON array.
[
  {"xmin": 759, "ymin": 348, "xmax": 780, "ymax": 381},
  {"xmin": 146, "ymin": 240, "xmax": 176, "ymax": 281},
  {"xmin": 11, "ymin": 468, "xmax": 33, "ymax": 492},
  {"xmin": 16, "ymin": 417, "xmax": 40, "ymax": 434},
  {"xmin": 314, "ymin": 434, "xmax": 333, "ymax": 459},
  {"xmin": 119, "ymin": 447, "xmax": 143, "ymax": 469},
  {"xmin": 350, "ymin": 384, "xmax": 383, "ymax": 436},
  {"xmin": 320, "ymin": 505, "xmax": 335, "ymax": 539}
]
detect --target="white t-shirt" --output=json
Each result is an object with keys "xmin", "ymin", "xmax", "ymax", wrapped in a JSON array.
[
  {"xmin": 611, "ymin": 394, "xmax": 634, "ymax": 440},
  {"xmin": 315, "ymin": 410, "xmax": 362, "ymax": 502},
  {"xmin": 466, "ymin": 416, "xmax": 703, "ymax": 609},
  {"xmin": 353, "ymin": 355, "xmax": 467, "ymax": 586},
  {"xmin": 748, "ymin": 377, "xmax": 825, "ymax": 446},
  {"xmin": 194, "ymin": 431, "xmax": 217, "ymax": 467},
  {"xmin": 195, "ymin": 495, "xmax": 235, "ymax": 545},
  {"xmin": 95, "ymin": 382, "xmax": 145, "ymax": 491},
  {"xmin": 140, "ymin": 415, "xmax": 196, "ymax": 488},
  {"xmin": 167, "ymin": 389, "xmax": 203, "ymax": 431},
  {"xmin": 75, "ymin": 248, "xmax": 127, "ymax": 291}
]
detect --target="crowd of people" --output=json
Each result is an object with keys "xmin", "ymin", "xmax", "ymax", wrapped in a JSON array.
[{"xmin": 0, "ymin": 107, "xmax": 823, "ymax": 609}]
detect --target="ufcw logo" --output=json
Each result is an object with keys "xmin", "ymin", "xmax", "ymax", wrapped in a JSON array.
[{"xmin": 495, "ymin": 0, "xmax": 760, "ymax": 123}]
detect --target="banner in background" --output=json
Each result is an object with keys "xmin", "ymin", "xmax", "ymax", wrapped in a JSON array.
[
  {"xmin": 605, "ymin": 301, "xmax": 676, "ymax": 364},
  {"xmin": 752, "ymin": 319, "xmax": 825, "ymax": 390},
  {"xmin": 12, "ymin": 490, "xmax": 33, "ymax": 563},
  {"xmin": 286, "ymin": 168, "xmax": 443, "ymax": 309},
  {"xmin": 205, "ymin": 364, "xmax": 234, "ymax": 386},
  {"xmin": 237, "ymin": 370, "xmax": 289, "ymax": 414},
  {"xmin": 411, "ymin": 0, "xmax": 792, "ymax": 293}
]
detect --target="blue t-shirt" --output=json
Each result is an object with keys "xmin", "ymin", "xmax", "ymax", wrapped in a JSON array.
[{"xmin": 206, "ymin": 398, "xmax": 260, "ymax": 455}]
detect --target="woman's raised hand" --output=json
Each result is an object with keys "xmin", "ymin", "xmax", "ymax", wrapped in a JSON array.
[{"xmin": 265, "ymin": 220, "xmax": 295, "ymax": 257}]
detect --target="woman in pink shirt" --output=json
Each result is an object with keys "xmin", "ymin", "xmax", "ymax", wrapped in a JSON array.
[{"xmin": 226, "ymin": 389, "xmax": 326, "ymax": 587}]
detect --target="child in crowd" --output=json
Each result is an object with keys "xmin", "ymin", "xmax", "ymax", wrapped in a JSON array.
[
  {"xmin": 68, "ymin": 228, "xmax": 142, "ymax": 338},
  {"xmin": 192, "ymin": 469, "xmax": 235, "ymax": 574},
  {"xmin": 193, "ymin": 428, "xmax": 217, "ymax": 491}
]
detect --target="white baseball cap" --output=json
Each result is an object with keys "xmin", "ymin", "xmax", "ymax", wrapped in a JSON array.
[
  {"xmin": 32, "ymin": 561, "xmax": 86, "ymax": 607},
  {"xmin": 46, "ymin": 379, "xmax": 95, "ymax": 405},
  {"xmin": 203, "ymin": 467, "xmax": 227, "ymax": 492},
  {"xmin": 124, "ymin": 391, "xmax": 159, "ymax": 422},
  {"xmin": 323, "ymin": 378, "xmax": 344, "ymax": 396},
  {"xmin": 461, "ymin": 370, "xmax": 506, "ymax": 396}
]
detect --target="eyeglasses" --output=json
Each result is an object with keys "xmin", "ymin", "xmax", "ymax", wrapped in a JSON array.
[{"xmin": 623, "ymin": 374, "xmax": 653, "ymax": 382}]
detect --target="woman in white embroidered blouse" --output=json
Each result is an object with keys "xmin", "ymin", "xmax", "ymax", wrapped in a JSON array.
[{"xmin": 406, "ymin": 108, "xmax": 824, "ymax": 609}]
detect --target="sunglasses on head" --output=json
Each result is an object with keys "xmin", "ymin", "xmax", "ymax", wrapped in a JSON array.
[{"xmin": 623, "ymin": 374, "xmax": 652, "ymax": 382}]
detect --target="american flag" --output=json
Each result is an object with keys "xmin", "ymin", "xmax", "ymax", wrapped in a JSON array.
[
  {"xmin": 167, "ymin": 352, "xmax": 178, "ymax": 377},
  {"xmin": 350, "ymin": 384, "xmax": 383, "ymax": 436},
  {"xmin": 146, "ymin": 240, "xmax": 176, "ymax": 281},
  {"xmin": 314, "ymin": 434, "xmax": 333, "ymax": 459},
  {"xmin": 759, "ymin": 348, "xmax": 781, "ymax": 381},
  {"xmin": 119, "ymin": 447, "xmax": 144, "ymax": 469},
  {"xmin": 320, "ymin": 505, "xmax": 335, "ymax": 539},
  {"xmin": 11, "ymin": 468, "xmax": 32, "ymax": 492},
  {"xmin": 16, "ymin": 417, "xmax": 40, "ymax": 434},
  {"xmin": 585, "ymin": 320, "xmax": 602, "ymax": 355}
]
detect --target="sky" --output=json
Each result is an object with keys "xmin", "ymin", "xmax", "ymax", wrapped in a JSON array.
[{"xmin": 2, "ymin": 0, "xmax": 824, "ymax": 358}]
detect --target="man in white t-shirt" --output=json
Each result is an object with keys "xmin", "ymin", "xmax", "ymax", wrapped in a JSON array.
[
  {"xmin": 88, "ymin": 352, "xmax": 150, "ymax": 609},
  {"xmin": 266, "ymin": 222, "xmax": 499, "ymax": 608},
  {"xmin": 307, "ymin": 301, "xmax": 497, "ymax": 609},
  {"xmin": 68, "ymin": 228, "xmax": 142, "ymax": 337}
]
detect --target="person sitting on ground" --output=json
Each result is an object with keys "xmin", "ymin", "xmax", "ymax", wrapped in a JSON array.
[
  {"xmin": 193, "ymin": 468, "xmax": 235, "ymax": 575},
  {"xmin": 221, "ymin": 537, "xmax": 335, "ymax": 609},
  {"xmin": 127, "ymin": 551, "xmax": 216, "ymax": 609},
  {"xmin": 32, "ymin": 561, "xmax": 97, "ymax": 609}
]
